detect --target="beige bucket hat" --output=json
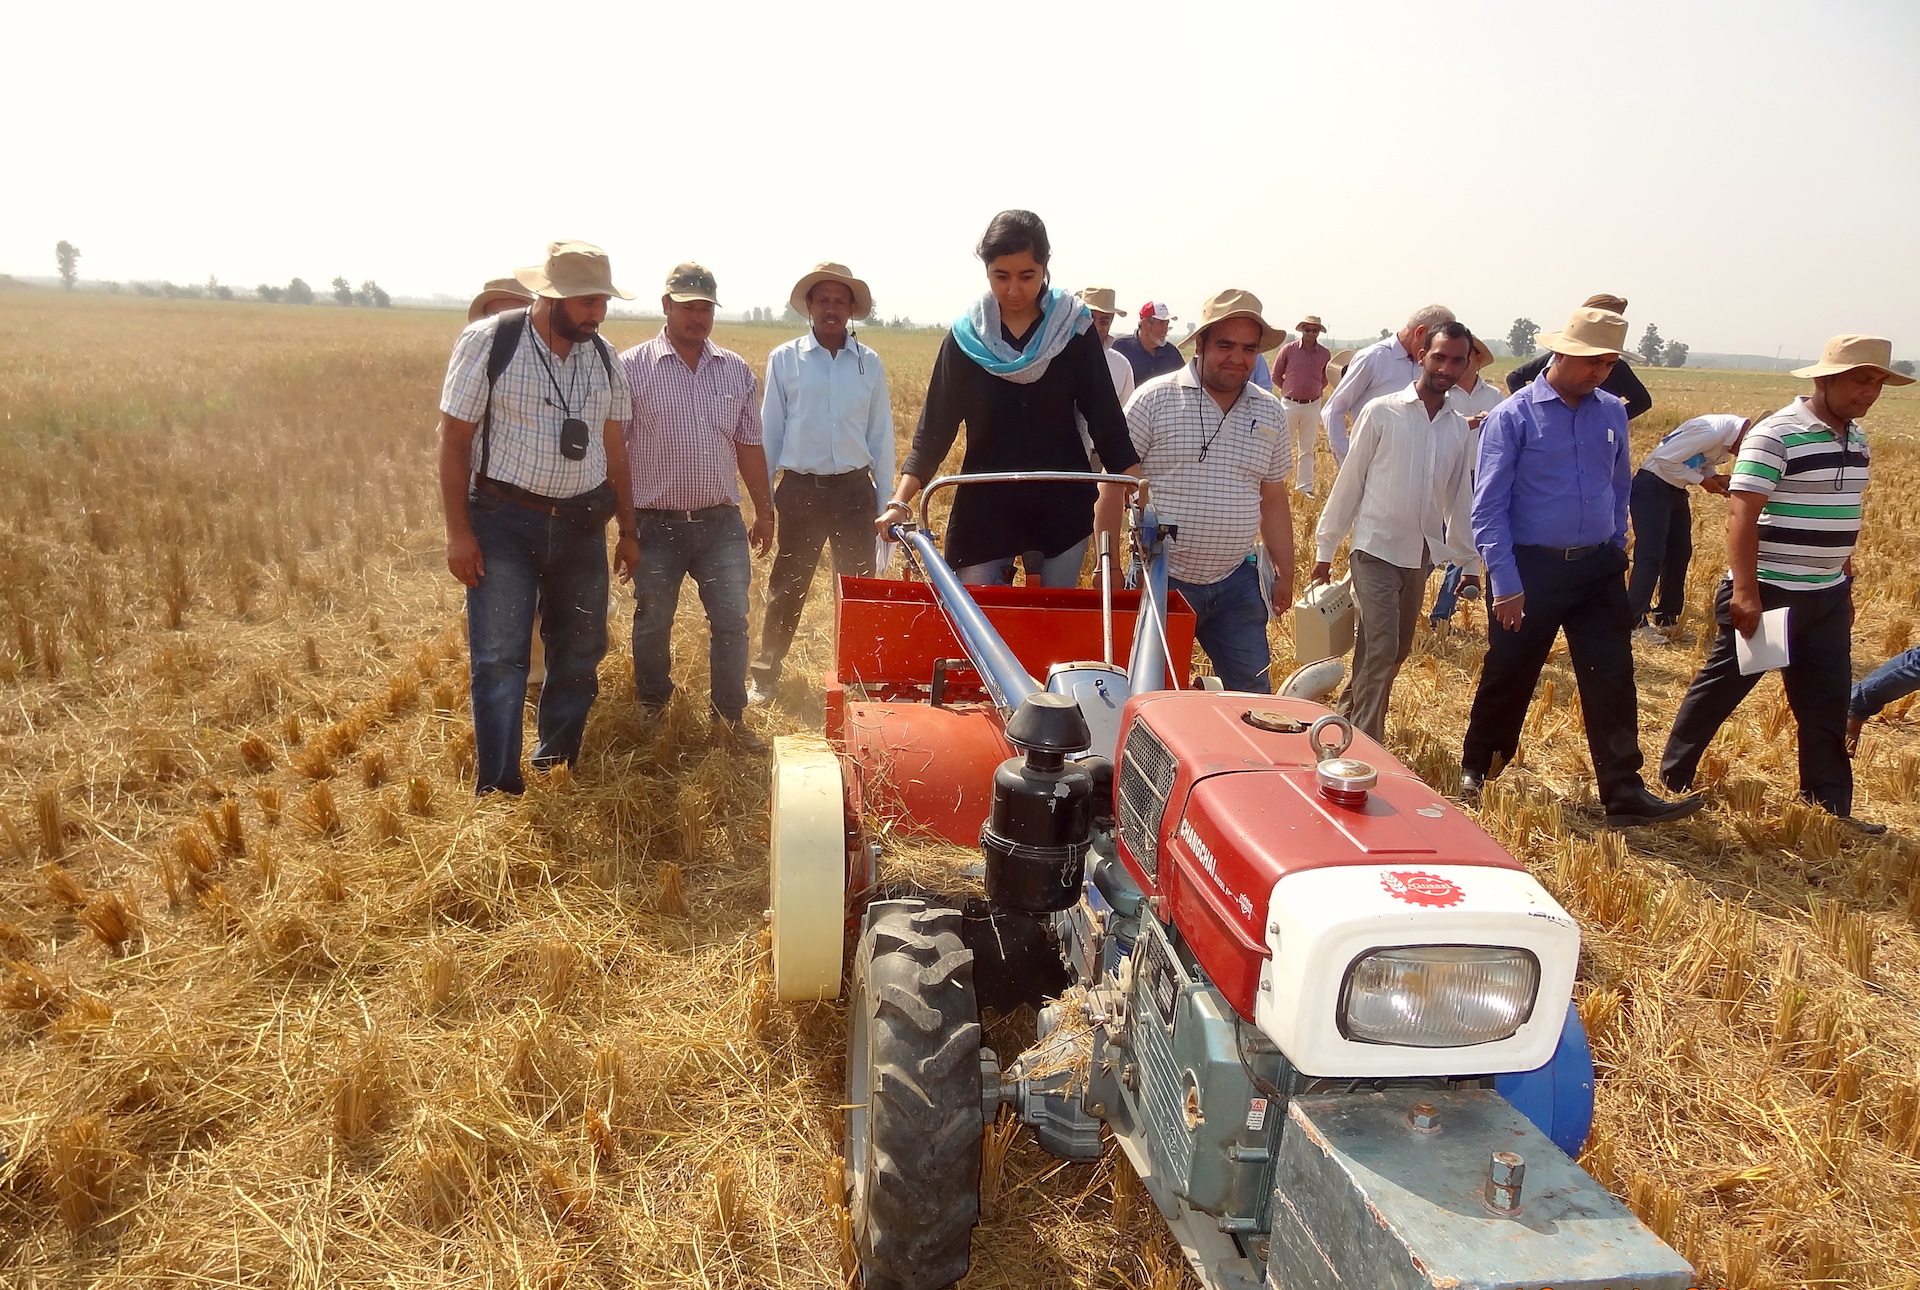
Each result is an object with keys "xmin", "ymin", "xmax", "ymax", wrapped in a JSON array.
[
  {"xmin": 1790, "ymin": 335, "xmax": 1913, "ymax": 385},
  {"xmin": 515, "ymin": 240, "xmax": 633, "ymax": 300},
  {"xmin": 467, "ymin": 277, "xmax": 536, "ymax": 323},
  {"xmin": 1581, "ymin": 293, "xmax": 1629, "ymax": 314},
  {"xmin": 1538, "ymin": 307, "xmax": 1632, "ymax": 358},
  {"xmin": 789, "ymin": 262, "xmax": 872, "ymax": 319},
  {"xmin": 1191, "ymin": 288, "xmax": 1288, "ymax": 353},
  {"xmin": 665, "ymin": 262, "xmax": 721, "ymax": 306},
  {"xmin": 1079, "ymin": 287, "xmax": 1127, "ymax": 317}
]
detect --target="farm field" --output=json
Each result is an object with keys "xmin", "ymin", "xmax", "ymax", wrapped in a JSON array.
[{"xmin": 2, "ymin": 289, "xmax": 1919, "ymax": 1289}]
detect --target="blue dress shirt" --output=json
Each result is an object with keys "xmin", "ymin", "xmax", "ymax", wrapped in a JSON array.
[
  {"xmin": 1471, "ymin": 374, "xmax": 1631, "ymax": 599},
  {"xmin": 761, "ymin": 329, "xmax": 895, "ymax": 512}
]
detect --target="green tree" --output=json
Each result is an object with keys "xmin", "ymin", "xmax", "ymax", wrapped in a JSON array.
[
  {"xmin": 331, "ymin": 276, "xmax": 354, "ymax": 307},
  {"xmin": 256, "ymin": 284, "xmax": 283, "ymax": 303},
  {"xmin": 1377, "ymin": 327, "xmax": 1390, "ymax": 340},
  {"xmin": 1507, "ymin": 318, "xmax": 1539, "ymax": 358},
  {"xmin": 1637, "ymin": 323, "xmax": 1665, "ymax": 365},
  {"xmin": 55, "ymin": 241, "xmax": 80, "ymax": 291},
  {"xmin": 1893, "ymin": 360, "xmax": 1915, "ymax": 377},
  {"xmin": 286, "ymin": 277, "xmax": 314, "ymax": 305},
  {"xmin": 782, "ymin": 304, "xmax": 804, "ymax": 323},
  {"xmin": 1663, "ymin": 340, "xmax": 1689, "ymax": 368},
  {"xmin": 360, "ymin": 280, "xmax": 390, "ymax": 308}
]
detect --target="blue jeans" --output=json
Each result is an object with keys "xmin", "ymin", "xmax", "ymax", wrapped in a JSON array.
[
  {"xmin": 466, "ymin": 491, "xmax": 610, "ymax": 795},
  {"xmin": 631, "ymin": 506, "xmax": 752, "ymax": 721},
  {"xmin": 1170, "ymin": 559, "xmax": 1272, "ymax": 693},
  {"xmin": 1430, "ymin": 564, "xmax": 1466, "ymax": 623},
  {"xmin": 956, "ymin": 537, "xmax": 1091, "ymax": 588},
  {"xmin": 1851, "ymin": 645, "xmax": 1920, "ymax": 720}
]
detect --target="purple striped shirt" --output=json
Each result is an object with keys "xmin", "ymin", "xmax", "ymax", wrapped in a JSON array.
[{"xmin": 620, "ymin": 332, "xmax": 762, "ymax": 511}]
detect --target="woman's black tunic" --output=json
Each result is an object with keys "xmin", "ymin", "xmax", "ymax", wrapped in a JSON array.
[{"xmin": 901, "ymin": 322, "xmax": 1141, "ymax": 569}]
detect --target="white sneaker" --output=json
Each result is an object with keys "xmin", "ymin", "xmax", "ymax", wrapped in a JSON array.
[
  {"xmin": 746, "ymin": 679, "xmax": 773, "ymax": 706},
  {"xmin": 1632, "ymin": 625, "xmax": 1669, "ymax": 646}
]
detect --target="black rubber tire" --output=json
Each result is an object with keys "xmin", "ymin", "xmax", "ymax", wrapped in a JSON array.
[{"xmin": 846, "ymin": 899, "xmax": 983, "ymax": 1290}]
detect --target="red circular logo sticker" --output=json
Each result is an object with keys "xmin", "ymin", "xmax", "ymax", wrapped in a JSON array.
[{"xmin": 1381, "ymin": 871, "xmax": 1464, "ymax": 908}]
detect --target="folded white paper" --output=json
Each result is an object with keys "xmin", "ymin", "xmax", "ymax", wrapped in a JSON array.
[{"xmin": 1736, "ymin": 606, "xmax": 1790, "ymax": 675}]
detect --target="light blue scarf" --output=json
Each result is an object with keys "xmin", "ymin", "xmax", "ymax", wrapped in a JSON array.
[{"xmin": 951, "ymin": 286, "xmax": 1091, "ymax": 385}]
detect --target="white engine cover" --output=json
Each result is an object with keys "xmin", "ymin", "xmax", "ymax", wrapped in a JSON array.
[{"xmin": 1253, "ymin": 864, "xmax": 1579, "ymax": 1079}]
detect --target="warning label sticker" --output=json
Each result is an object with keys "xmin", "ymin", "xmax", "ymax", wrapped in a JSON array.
[{"xmin": 1246, "ymin": 1098, "xmax": 1268, "ymax": 1132}]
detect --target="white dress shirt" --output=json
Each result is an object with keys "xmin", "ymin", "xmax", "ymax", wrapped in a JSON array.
[
  {"xmin": 1641, "ymin": 413, "xmax": 1746, "ymax": 488},
  {"xmin": 1315, "ymin": 384, "xmax": 1478, "ymax": 572},
  {"xmin": 1081, "ymin": 346, "xmax": 1139, "ymax": 464},
  {"xmin": 1448, "ymin": 373, "xmax": 1507, "ymax": 423},
  {"xmin": 1320, "ymin": 335, "xmax": 1418, "ymax": 462},
  {"xmin": 761, "ymin": 329, "xmax": 895, "ymax": 511}
]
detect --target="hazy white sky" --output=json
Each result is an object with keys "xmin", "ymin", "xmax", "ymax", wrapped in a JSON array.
[{"xmin": 5, "ymin": 0, "xmax": 1916, "ymax": 358}]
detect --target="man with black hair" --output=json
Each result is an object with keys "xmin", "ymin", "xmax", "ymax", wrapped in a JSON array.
[
  {"xmin": 436, "ymin": 240, "xmax": 639, "ymax": 795},
  {"xmin": 1311, "ymin": 323, "xmax": 1479, "ymax": 742},
  {"xmin": 1322, "ymin": 304, "xmax": 1456, "ymax": 464}
]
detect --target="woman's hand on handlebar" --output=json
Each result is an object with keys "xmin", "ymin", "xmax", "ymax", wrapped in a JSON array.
[{"xmin": 874, "ymin": 499, "xmax": 911, "ymax": 542}]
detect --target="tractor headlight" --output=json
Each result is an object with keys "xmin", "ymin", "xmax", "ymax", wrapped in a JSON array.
[{"xmin": 1340, "ymin": 946, "xmax": 1540, "ymax": 1048}]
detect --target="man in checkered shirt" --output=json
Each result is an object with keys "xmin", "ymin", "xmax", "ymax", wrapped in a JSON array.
[
  {"xmin": 436, "ymin": 240, "xmax": 639, "ymax": 796},
  {"xmin": 1097, "ymin": 289, "xmax": 1295, "ymax": 692},
  {"xmin": 621, "ymin": 262, "xmax": 775, "ymax": 751}
]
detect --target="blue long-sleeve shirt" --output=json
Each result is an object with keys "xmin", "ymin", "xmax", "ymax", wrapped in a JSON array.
[
  {"xmin": 761, "ymin": 330, "xmax": 895, "ymax": 513},
  {"xmin": 1471, "ymin": 374, "xmax": 1632, "ymax": 599}
]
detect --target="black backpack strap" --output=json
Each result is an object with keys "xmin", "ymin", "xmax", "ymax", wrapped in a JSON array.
[
  {"xmin": 477, "ymin": 309, "xmax": 528, "ymax": 484},
  {"xmin": 591, "ymin": 333, "xmax": 618, "ymax": 415}
]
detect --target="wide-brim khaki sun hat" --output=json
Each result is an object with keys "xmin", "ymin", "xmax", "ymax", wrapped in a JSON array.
[
  {"xmin": 1329, "ymin": 348, "xmax": 1356, "ymax": 369},
  {"xmin": 1079, "ymin": 287, "xmax": 1126, "ymax": 317},
  {"xmin": 467, "ymin": 277, "xmax": 536, "ymax": 323},
  {"xmin": 789, "ymin": 262, "xmax": 872, "ymax": 319},
  {"xmin": 1538, "ymin": 307, "xmax": 1633, "ymax": 358},
  {"xmin": 1581, "ymin": 293, "xmax": 1629, "ymax": 314},
  {"xmin": 1468, "ymin": 334, "xmax": 1495, "ymax": 368},
  {"xmin": 1295, "ymin": 314, "xmax": 1325, "ymax": 333},
  {"xmin": 515, "ymin": 240, "xmax": 633, "ymax": 301},
  {"xmin": 1790, "ymin": 334, "xmax": 1914, "ymax": 385},
  {"xmin": 1190, "ymin": 288, "xmax": 1288, "ymax": 353}
]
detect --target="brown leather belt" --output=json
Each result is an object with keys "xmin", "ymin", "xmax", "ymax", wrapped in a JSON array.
[{"xmin": 475, "ymin": 476, "xmax": 572, "ymax": 517}]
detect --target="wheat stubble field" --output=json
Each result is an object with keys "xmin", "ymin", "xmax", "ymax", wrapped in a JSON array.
[{"xmin": 1, "ymin": 290, "xmax": 1918, "ymax": 1289}]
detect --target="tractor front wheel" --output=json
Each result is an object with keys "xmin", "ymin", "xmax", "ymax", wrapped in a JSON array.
[{"xmin": 845, "ymin": 899, "xmax": 984, "ymax": 1290}]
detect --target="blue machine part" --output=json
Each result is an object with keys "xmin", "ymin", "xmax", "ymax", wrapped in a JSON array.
[{"xmin": 1494, "ymin": 1002, "xmax": 1595, "ymax": 1158}]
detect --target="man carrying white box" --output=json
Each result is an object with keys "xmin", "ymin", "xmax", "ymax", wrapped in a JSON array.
[{"xmin": 1309, "ymin": 321, "xmax": 1480, "ymax": 743}]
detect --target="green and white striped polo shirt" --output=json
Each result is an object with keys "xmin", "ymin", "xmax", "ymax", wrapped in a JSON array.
[{"xmin": 1727, "ymin": 396, "xmax": 1869, "ymax": 591}]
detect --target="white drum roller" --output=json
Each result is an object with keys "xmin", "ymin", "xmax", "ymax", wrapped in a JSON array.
[{"xmin": 770, "ymin": 735, "xmax": 849, "ymax": 1001}]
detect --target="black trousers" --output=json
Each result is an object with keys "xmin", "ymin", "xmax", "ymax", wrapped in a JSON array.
[
  {"xmin": 1660, "ymin": 578, "xmax": 1853, "ymax": 815},
  {"xmin": 1462, "ymin": 544, "xmax": 1646, "ymax": 804},
  {"xmin": 1627, "ymin": 470, "xmax": 1692, "ymax": 624},
  {"xmin": 753, "ymin": 469, "xmax": 876, "ymax": 685}
]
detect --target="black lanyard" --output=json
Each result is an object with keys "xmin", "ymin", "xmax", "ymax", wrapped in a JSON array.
[{"xmin": 528, "ymin": 324, "xmax": 581, "ymax": 419}]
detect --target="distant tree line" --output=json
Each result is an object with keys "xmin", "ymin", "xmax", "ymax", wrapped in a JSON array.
[{"xmin": 1507, "ymin": 316, "xmax": 1689, "ymax": 367}]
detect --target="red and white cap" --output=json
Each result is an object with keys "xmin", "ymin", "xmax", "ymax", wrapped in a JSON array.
[{"xmin": 1138, "ymin": 300, "xmax": 1176, "ymax": 321}]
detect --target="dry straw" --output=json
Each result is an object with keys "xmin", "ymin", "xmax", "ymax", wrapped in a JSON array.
[{"xmin": 0, "ymin": 296, "xmax": 1914, "ymax": 1287}]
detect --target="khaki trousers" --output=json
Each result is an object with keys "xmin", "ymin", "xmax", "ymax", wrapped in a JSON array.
[{"xmin": 1337, "ymin": 547, "xmax": 1430, "ymax": 744}]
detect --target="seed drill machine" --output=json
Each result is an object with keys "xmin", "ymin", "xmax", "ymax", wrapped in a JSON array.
[{"xmin": 767, "ymin": 474, "xmax": 1694, "ymax": 1290}]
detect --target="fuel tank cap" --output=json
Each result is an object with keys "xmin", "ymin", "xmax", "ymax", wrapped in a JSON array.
[
  {"xmin": 1308, "ymin": 714, "xmax": 1377, "ymax": 803},
  {"xmin": 1316, "ymin": 756, "xmax": 1380, "ymax": 801}
]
